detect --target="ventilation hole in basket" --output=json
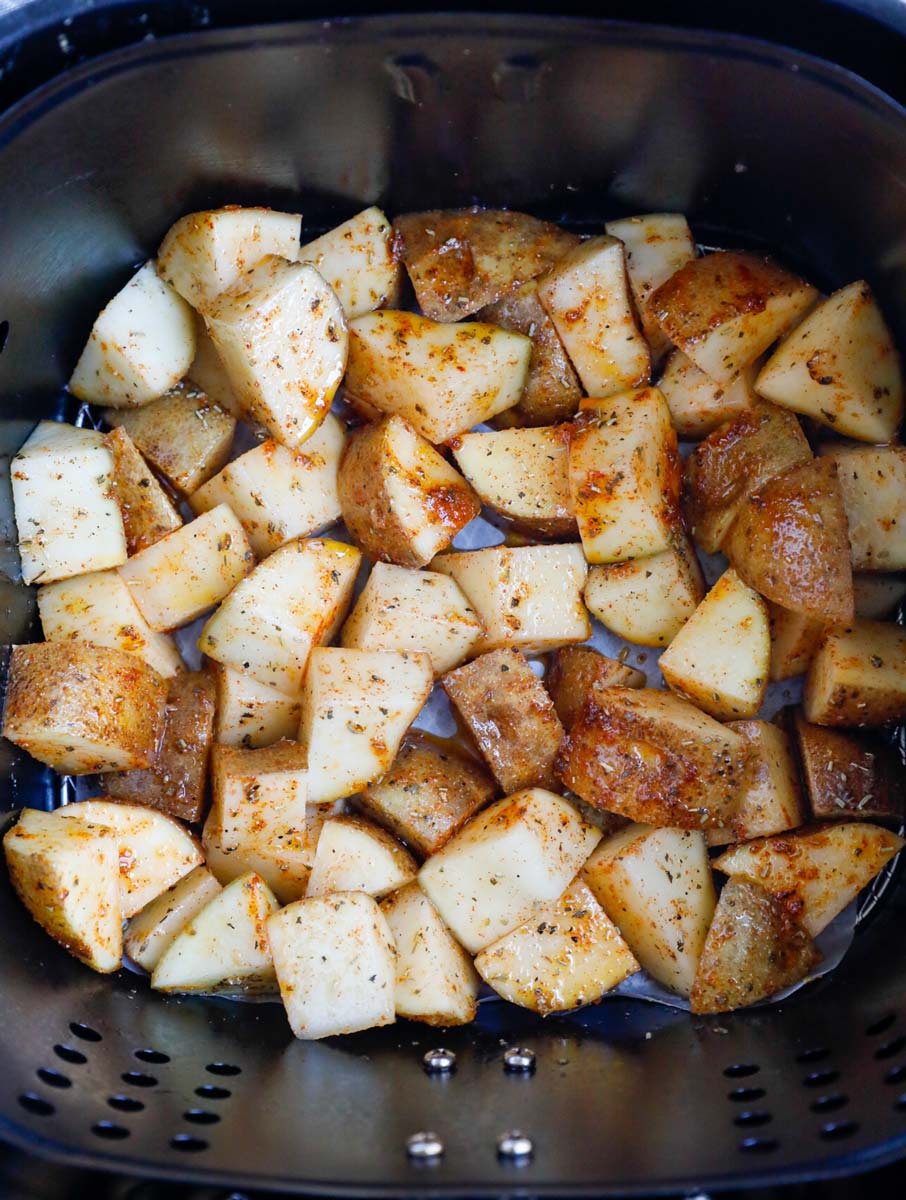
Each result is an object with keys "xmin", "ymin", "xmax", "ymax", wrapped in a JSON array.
[
  {"xmin": 54, "ymin": 1044, "xmax": 87, "ymax": 1065},
  {"xmin": 819, "ymin": 1121, "xmax": 859, "ymax": 1141},
  {"xmin": 875, "ymin": 1036, "xmax": 906, "ymax": 1061},
  {"xmin": 205, "ymin": 1062, "xmax": 241, "ymax": 1077},
  {"xmin": 121, "ymin": 1072, "xmax": 157, "ymax": 1089},
  {"xmin": 69, "ymin": 1023, "xmax": 102, "ymax": 1043},
  {"xmin": 885, "ymin": 1064, "xmax": 906, "ymax": 1085},
  {"xmin": 195, "ymin": 1085, "xmax": 230, "ymax": 1100},
  {"xmin": 734, "ymin": 1111, "xmax": 772, "ymax": 1127},
  {"xmin": 183, "ymin": 1109, "xmax": 220, "ymax": 1126},
  {"xmin": 796, "ymin": 1047, "xmax": 830, "ymax": 1064},
  {"xmin": 728, "ymin": 1087, "xmax": 766, "ymax": 1102},
  {"xmin": 0, "ymin": 321, "xmax": 9, "ymax": 354},
  {"xmin": 92, "ymin": 1122, "xmax": 130, "ymax": 1141},
  {"xmin": 18, "ymin": 1093, "xmax": 54, "ymax": 1116},
  {"xmin": 724, "ymin": 1063, "xmax": 760, "ymax": 1078},
  {"xmin": 108, "ymin": 1095, "xmax": 144, "ymax": 1113},
  {"xmin": 803, "ymin": 1070, "xmax": 839, "ymax": 1088},
  {"xmin": 738, "ymin": 1137, "xmax": 779, "ymax": 1154},
  {"xmin": 811, "ymin": 1094, "xmax": 849, "ymax": 1114},
  {"xmin": 134, "ymin": 1049, "xmax": 170, "ymax": 1065},
  {"xmin": 866, "ymin": 1013, "xmax": 897, "ymax": 1036},
  {"xmin": 171, "ymin": 1134, "xmax": 208, "ymax": 1153},
  {"xmin": 37, "ymin": 1069, "xmax": 71, "ymax": 1089}
]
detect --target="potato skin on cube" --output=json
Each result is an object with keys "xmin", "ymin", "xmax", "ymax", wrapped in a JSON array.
[
  {"xmin": 791, "ymin": 711, "xmax": 904, "ymax": 824},
  {"xmin": 803, "ymin": 620, "xmax": 906, "ymax": 727},
  {"xmin": 546, "ymin": 645, "xmax": 645, "ymax": 731},
  {"xmin": 104, "ymin": 426, "xmax": 183, "ymax": 554}
]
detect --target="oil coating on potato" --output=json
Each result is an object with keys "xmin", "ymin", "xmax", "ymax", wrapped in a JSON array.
[
  {"xmin": 804, "ymin": 619, "xmax": 906, "ymax": 727},
  {"xmin": 307, "ymin": 814, "xmax": 417, "ymax": 899},
  {"xmin": 657, "ymin": 350, "xmax": 757, "ymax": 438},
  {"xmin": 104, "ymin": 426, "xmax": 183, "ymax": 554},
  {"xmin": 545, "ymin": 645, "xmax": 645, "ymax": 730},
  {"xmin": 766, "ymin": 602, "xmax": 825, "ymax": 682},
  {"xmin": 298, "ymin": 206, "xmax": 401, "ymax": 320},
  {"xmin": 822, "ymin": 445, "xmax": 906, "ymax": 572},
  {"xmin": 721, "ymin": 720, "xmax": 805, "ymax": 843},
  {"xmin": 790, "ymin": 710, "xmax": 904, "ymax": 824}
]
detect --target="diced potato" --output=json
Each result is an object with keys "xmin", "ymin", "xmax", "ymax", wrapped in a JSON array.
[
  {"xmin": 359, "ymin": 732, "xmax": 496, "ymax": 857},
  {"xmin": 199, "ymin": 538, "xmax": 360, "ymax": 694},
  {"xmin": 690, "ymin": 878, "xmax": 821, "ymax": 1014},
  {"xmin": 650, "ymin": 251, "xmax": 818, "ymax": 385},
  {"xmin": 557, "ymin": 687, "xmax": 750, "ymax": 830},
  {"xmin": 791, "ymin": 711, "xmax": 904, "ymax": 824},
  {"xmin": 725, "ymin": 458, "xmax": 854, "ymax": 624},
  {"xmin": 538, "ymin": 235, "xmax": 651, "ymax": 397},
  {"xmin": 103, "ymin": 383, "xmax": 235, "ymax": 496},
  {"xmin": 340, "ymin": 562, "xmax": 483, "ymax": 676},
  {"xmin": 804, "ymin": 620, "xmax": 906, "ymax": 727},
  {"xmin": 4, "ymin": 808, "xmax": 122, "ymax": 972},
  {"xmin": 722, "ymin": 720, "xmax": 805, "ymax": 842},
  {"xmin": 203, "ymin": 256, "xmax": 347, "ymax": 448},
  {"xmin": 267, "ymin": 893, "xmax": 396, "ymax": 1039},
  {"xmin": 822, "ymin": 446, "xmax": 906, "ymax": 571},
  {"xmin": 11, "ymin": 421, "xmax": 127, "ymax": 585},
  {"xmin": 187, "ymin": 316, "xmax": 244, "ymax": 418},
  {"xmin": 297, "ymin": 207, "xmax": 401, "ymax": 319},
  {"xmin": 393, "ymin": 208, "xmax": 578, "ymax": 321},
  {"xmin": 104, "ymin": 426, "xmax": 182, "ymax": 554},
  {"xmin": 338, "ymin": 416, "xmax": 479, "ymax": 567},
  {"xmin": 300, "ymin": 648, "xmax": 434, "ymax": 805},
  {"xmin": 475, "ymin": 877, "xmax": 638, "ymax": 1013},
  {"xmin": 767, "ymin": 603, "xmax": 825, "ymax": 682},
  {"xmin": 202, "ymin": 805, "xmax": 330, "ymax": 905},
  {"xmin": 714, "ymin": 823, "xmax": 904, "ymax": 937},
  {"xmin": 158, "ymin": 206, "xmax": 302, "ymax": 308},
  {"xmin": 442, "ymin": 649, "xmax": 564, "ymax": 794},
  {"xmin": 69, "ymin": 262, "xmax": 196, "ymax": 406},
  {"xmin": 151, "ymin": 871, "xmax": 279, "ymax": 994},
  {"xmin": 124, "ymin": 866, "xmax": 222, "ymax": 972},
  {"xmin": 344, "ymin": 310, "xmax": 531, "ymax": 443},
  {"xmin": 683, "ymin": 402, "xmax": 813, "ymax": 554},
  {"xmin": 583, "ymin": 534, "xmax": 705, "ymax": 648},
  {"xmin": 583, "ymin": 825, "xmax": 715, "ymax": 998},
  {"xmin": 381, "ymin": 883, "xmax": 480, "ymax": 1025},
  {"xmin": 854, "ymin": 573, "xmax": 906, "ymax": 619},
  {"xmin": 213, "ymin": 665, "xmax": 302, "ymax": 749},
  {"xmin": 431, "ymin": 544, "xmax": 589, "ymax": 654},
  {"xmin": 546, "ymin": 645, "xmax": 645, "ymax": 730},
  {"xmin": 658, "ymin": 568, "xmax": 769, "ymax": 720},
  {"xmin": 450, "ymin": 425, "xmax": 575, "ymax": 538},
  {"xmin": 658, "ymin": 351, "xmax": 756, "ymax": 437},
  {"xmin": 119, "ymin": 504, "xmax": 254, "ymax": 631},
  {"xmin": 104, "ymin": 671, "xmax": 215, "ymax": 823},
  {"xmin": 755, "ymin": 281, "xmax": 904, "ymax": 443},
  {"xmin": 190, "ymin": 415, "xmax": 345, "ymax": 557},
  {"xmin": 2, "ymin": 641, "xmax": 166, "ymax": 774},
  {"xmin": 307, "ymin": 815, "xmax": 417, "ymax": 898}
]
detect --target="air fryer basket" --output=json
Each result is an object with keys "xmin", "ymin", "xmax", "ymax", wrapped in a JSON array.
[{"xmin": 0, "ymin": 11, "xmax": 905, "ymax": 1196}]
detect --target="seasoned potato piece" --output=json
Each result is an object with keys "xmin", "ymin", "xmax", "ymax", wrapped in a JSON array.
[
  {"xmin": 307, "ymin": 815, "xmax": 417, "ymax": 899},
  {"xmin": 767, "ymin": 603, "xmax": 825, "ymax": 682},
  {"xmin": 557, "ymin": 688, "xmax": 749, "ymax": 830},
  {"xmin": 650, "ymin": 252, "xmax": 818, "ymax": 385},
  {"xmin": 268, "ymin": 893, "xmax": 396, "ymax": 1039},
  {"xmin": 725, "ymin": 458, "xmax": 854, "ymax": 624},
  {"xmin": 475, "ymin": 877, "xmax": 639, "ymax": 1013},
  {"xmin": 393, "ymin": 208, "xmax": 578, "ymax": 321},
  {"xmin": 683, "ymin": 402, "xmax": 813, "ymax": 553},
  {"xmin": 658, "ymin": 351, "xmax": 757, "ymax": 438},
  {"xmin": 213, "ymin": 665, "xmax": 302, "ymax": 749},
  {"xmin": 546, "ymin": 645, "xmax": 645, "ymax": 730},
  {"xmin": 209, "ymin": 740, "xmax": 309, "ymax": 866},
  {"xmin": 690, "ymin": 878, "xmax": 821, "ymax": 1014},
  {"xmin": 202, "ymin": 806, "xmax": 326, "ymax": 905},
  {"xmin": 104, "ymin": 426, "xmax": 182, "ymax": 554},
  {"xmin": 189, "ymin": 416, "xmax": 344, "ymax": 557},
  {"xmin": 450, "ymin": 425, "xmax": 575, "ymax": 538},
  {"xmin": 345, "ymin": 310, "xmax": 531, "ymax": 443},
  {"xmin": 297, "ymin": 207, "xmax": 401, "ymax": 319},
  {"xmin": 418, "ymin": 788, "xmax": 601, "ymax": 953},
  {"xmin": 822, "ymin": 446, "xmax": 906, "ymax": 571},
  {"xmin": 443, "ymin": 649, "xmax": 564, "ymax": 794},
  {"xmin": 341, "ymin": 563, "xmax": 483, "ymax": 676},
  {"xmin": 714, "ymin": 823, "xmax": 904, "ymax": 936},
  {"xmin": 199, "ymin": 538, "xmax": 360, "ymax": 694},
  {"xmin": 583, "ymin": 825, "xmax": 716, "ymax": 997},
  {"xmin": 359, "ymin": 732, "xmax": 496, "ymax": 857},
  {"xmin": 4, "ymin": 808, "xmax": 122, "ymax": 973},
  {"xmin": 854, "ymin": 573, "xmax": 906, "ymax": 619},
  {"xmin": 119, "ymin": 505, "xmax": 254, "ymax": 631},
  {"xmin": 720, "ymin": 720, "xmax": 805, "ymax": 842},
  {"xmin": 381, "ymin": 883, "xmax": 480, "ymax": 1025},
  {"xmin": 658, "ymin": 568, "xmax": 769, "ymax": 720},
  {"xmin": 187, "ymin": 316, "xmax": 244, "ymax": 418},
  {"xmin": 791, "ymin": 712, "xmax": 904, "ymax": 824},
  {"xmin": 12, "ymin": 421, "xmax": 126, "ymax": 585},
  {"xmin": 69, "ymin": 262, "xmax": 196, "ymax": 406},
  {"xmin": 804, "ymin": 620, "xmax": 906, "ymax": 727},
  {"xmin": 124, "ymin": 866, "xmax": 222, "ymax": 973},
  {"xmin": 755, "ymin": 281, "xmax": 904, "ymax": 443},
  {"xmin": 104, "ymin": 671, "xmax": 215, "ymax": 823},
  {"xmin": 2, "ymin": 641, "xmax": 166, "ymax": 774},
  {"xmin": 431, "ymin": 544, "xmax": 589, "ymax": 654},
  {"xmin": 338, "ymin": 416, "xmax": 479, "ymax": 567}
]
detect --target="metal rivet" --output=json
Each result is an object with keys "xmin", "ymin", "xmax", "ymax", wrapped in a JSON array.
[
  {"xmin": 503, "ymin": 1046, "xmax": 536, "ymax": 1073},
  {"xmin": 407, "ymin": 1131, "xmax": 444, "ymax": 1160},
  {"xmin": 497, "ymin": 1130, "xmax": 534, "ymax": 1161},
  {"xmin": 423, "ymin": 1048, "xmax": 456, "ymax": 1074}
]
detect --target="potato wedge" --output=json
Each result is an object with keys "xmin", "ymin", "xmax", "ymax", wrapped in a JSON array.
[
  {"xmin": 124, "ymin": 866, "xmax": 222, "ymax": 972},
  {"xmin": 297, "ymin": 206, "xmax": 400, "ymax": 319},
  {"xmin": 721, "ymin": 720, "xmax": 805, "ymax": 842},
  {"xmin": 822, "ymin": 446, "xmax": 906, "ymax": 571},
  {"xmin": 104, "ymin": 426, "xmax": 183, "ymax": 554},
  {"xmin": 546, "ymin": 646, "xmax": 645, "ymax": 730},
  {"xmin": 854, "ymin": 573, "xmax": 906, "ymax": 619},
  {"xmin": 187, "ymin": 316, "xmax": 244, "ymax": 418},
  {"xmin": 658, "ymin": 351, "xmax": 756, "ymax": 438},
  {"xmin": 307, "ymin": 815, "xmax": 417, "ymax": 898},
  {"xmin": 213, "ymin": 665, "xmax": 302, "ymax": 749},
  {"xmin": 767, "ymin": 603, "xmax": 825, "ymax": 682},
  {"xmin": 804, "ymin": 620, "xmax": 906, "ymax": 726},
  {"xmin": 791, "ymin": 711, "xmax": 904, "ymax": 824}
]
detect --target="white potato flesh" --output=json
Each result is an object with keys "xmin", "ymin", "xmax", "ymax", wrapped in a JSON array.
[
  {"xmin": 202, "ymin": 812, "xmax": 321, "ymax": 905},
  {"xmin": 307, "ymin": 816, "xmax": 417, "ymax": 899},
  {"xmin": 199, "ymin": 538, "xmax": 360, "ymax": 694},
  {"xmin": 340, "ymin": 562, "xmax": 483, "ymax": 675},
  {"xmin": 119, "ymin": 504, "xmax": 254, "ymax": 631},
  {"xmin": 12, "ymin": 421, "xmax": 127, "ymax": 585},
  {"xmin": 475, "ymin": 877, "xmax": 639, "ymax": 1014},
  {"xmin": 152, "ymin": 871, "xmax": 279, "ymax": 994},
  {"xmin": 38, "ymin": 568, "xmax": 183, "ymax": 678},
  {"xmin": 804, "ymin": 619, "xmax": 906, "ymax": 727},
  {"xmin": 822, "ymin": 446, "xmax": 906, "ymax": 571},
  {"xmin": 158, "ymin": 206, "xmax": 302, "ymax": 308},
  {"xmin": 715, "ymin": 823, "xmax": 904, "ymax": 937},
  {"xmin": 267, "ymin": 893, "xmax": 397, "ymax": 1039},
  {"xmin": 187, "ymin": 316, "xmax": 244, "ymax": 417},
  {"xmin": 431, "ymin": 544, "xmax": 590, "ymax": 654},
  {"xmin": 4, "ymin": 808, "xmax": 122, "ymax": 973},
  {"xmin": 583, "ymin": 824, "xmax": 716, "ymax": 998},
  {"xmin": 124, "ymin": 866, "xmax": 222, "ymax": 972},
  {"xmin": 767, "ymin": 603, "xmax": 825, "ymax": 682},
  {"xmin": 213, "ymin": 665, "xmax": 302, "ymax": 749},
  {"xmin": 69, "ymin": 262, "xmax": 196, "ymax": 406},
  {"xmin": 300, "ymin": 648, "xmax": 434, "ymax": 805},
  {"xmin": 720, "ymin": 720, "xmax": 805, "ymax": 843},
  {"xmin": 190, "ymin": 415, "xmax": 345, "ymax": 557},
  {"xmin": 210, "ymin": 740, "xmax": 310, "ymax": 860},
  {"xmin": 297, "ymin": 207, "xmax": 401, "ymax": 319},
  {"xmin": 203, "ymin": 256, "xmax": 347, "ymax": 448},
  {"xmin": 853, "ymin": 573, "xmax": 906, "ymax": 619},
  {"xmin": 658, "ymin": 351, "xmax": 756, "ymax": 438},
  {"xmin": 344, "ymin": 310, "xmax": 531, "ymax": 443},
  {"xmin": 418, "ymin": 788, "xmax": 601, "ymax": 954},
  {"xmin": 755, "ymin": 281, "xmax": 904, "ymax": 443},
  {"xmin": 538, "ymin": 235, "xmax": 651, "ymax": 397}
]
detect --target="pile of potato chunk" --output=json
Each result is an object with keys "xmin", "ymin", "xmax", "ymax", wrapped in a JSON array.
[{"xmin": 3, "ymin": 203, "xmax": 905, "ymax": 1037}]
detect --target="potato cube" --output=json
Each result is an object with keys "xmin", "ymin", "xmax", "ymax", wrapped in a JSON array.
[
  {"xmin": 822, "ymin": 446, "xmax": 906, "ymax": 571},
  {"xmin": 804, "ymin": 620, "xmax": 906, "ymax": 727},
  {"xmin": 306, "ymin": 815, "xmax": 417, "ymax": 898},
  {"xmin": 202, "ymin": 806, "xmax": 332, "ymax": 905},
  {"xmin": 546, "ymin": 645, "xmax": 645, "ymax": 730},
  {"xmin": 213, "ymin": 665, "xmax": 303, "ymax": 749},
  {"xmin": 297, "ymin": 207, "xmax": 401, "ymax": 319},
  {"xmin": 657, "ymin": 350, "xmax": 756, "ymax": 438},
  {"xmin": 791, "ymin": 712, "xmax": 903, "ymax": 824},
  {"xmin": 187, "ymin": 316, "xmax": 244, "ymax": 417},
  {"xmin": 767, "ymin": 602, "xmax": 825, "ymax": 682},
  {"xmin": 104, "ymin": 426, "xmax": 182, "ymax": 554},
  {"xmin": 854, "ymin": 573, "xmax": 906, "ymax": 619},
  {"xmin": 124, "ymin": 866, "xmax": 222, "ymax": 972},
  {"xmin": 721, "ymin": 720, "xmax": 805, "ymax": 842}
]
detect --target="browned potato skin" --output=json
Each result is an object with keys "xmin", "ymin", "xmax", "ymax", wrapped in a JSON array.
[
  {"xmin": 725, "ymin": 457, "xmax": 854, "ymax": 624},
  {"xmin": 804, "ymin": 620, "xmax": 906, "ymax": 727},
  {"xmin": 546, "ymin": 645, "xmax": 645, "ymax": 730},
  {"xmin": 393, "ymin": 208, "xmax": 579, "ymax": 321},
  {"xmin": 104, "ymin": 671, "xmax": 216, "ymax": 823},
  {"xmin": 690, "ymin": 877, "xmax": 821, "ymax": 1014},
  {"xmin": 104, "ymin": 426, "xmax": 182, "ymax": 554},
  {"xmin": 442, "ymin": 649, "xmax": 564, "ymax": 794},
  {"xmin": 790, "ymin": 710, "xmax": 904, "ymax": 824}
]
